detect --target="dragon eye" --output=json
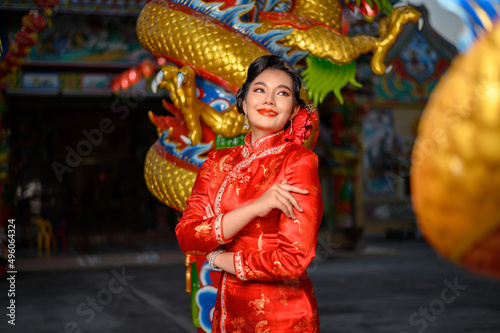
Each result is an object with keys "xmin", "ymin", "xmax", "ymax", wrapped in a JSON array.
[
  {"xmin": 196, "ymin": 86, "xmax": 204, "ymax": 99},
  {"xmin": 209, "ymin": 98, "xmax": 231, "ymax": 112}
]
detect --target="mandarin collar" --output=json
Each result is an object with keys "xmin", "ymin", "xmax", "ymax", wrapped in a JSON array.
[{"xmin": 244, "ymin": 130, "xmax": 286, "ymax": 155}]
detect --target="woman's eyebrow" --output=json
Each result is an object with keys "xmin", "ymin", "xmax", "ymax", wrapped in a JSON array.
[
  {"xmin": 252, "ymin": 81, "xmax": 268, "ymax": 87},
  {"xmin": 252, "ymin": 82, "xmax": 292, "ymax": 91},
  {"xmin": 277, "ymin": 84, "xmax": 292, "ymax": 91}
]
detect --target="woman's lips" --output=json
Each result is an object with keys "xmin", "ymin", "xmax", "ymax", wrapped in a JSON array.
[{"xmin": 257, "ymin": 108, "xmax": 278, "ymax": 117}]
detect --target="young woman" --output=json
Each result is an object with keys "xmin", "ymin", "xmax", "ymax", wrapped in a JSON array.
[{"xmin": 176, "ymin": 55, "xmax": 323, "ymax": 332}]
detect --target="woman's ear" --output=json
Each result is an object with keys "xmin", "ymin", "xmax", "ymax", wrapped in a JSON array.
[
  {"xmin": 290, "ymin": 104, "xmax": 300, "ymax": 119},
  {"xmin": 242, "ymin": 100, "xmax": 247, "ymax": 114}
]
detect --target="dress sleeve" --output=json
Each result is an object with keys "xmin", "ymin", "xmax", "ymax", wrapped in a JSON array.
[
  {"xmin": 175, "ymin": 152, "xmax": 232, "ymax": 255},
  {"xmin": 234, "ymin": 150, "xmax": 323, "ymax": 281}
]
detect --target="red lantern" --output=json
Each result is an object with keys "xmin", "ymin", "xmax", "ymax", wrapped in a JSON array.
[
  {"xmin": 156, "ymin": 57, "xmax": 166, "ymax": 66},
  {"xmin": 110, "ymin": 78, "xmax": 121, "ymax": 93},
  {"xmin": 13, "ymin": 56, "xmax": 25, "ymax": 65},
  {"xmin": 15, "ymin": 28, "xmax": 38, "ymax": 47},
  {"xmin": 119, "ymin": 73, "xmax": 130, "ymax": 90},
  {"xmin": 3, "ymin": 54, "xmax": 14, "ymax": 66},
  {"xmin": 138, "ymin": 60, "xmax": 156, "ymax": 77},
  {"xmin": 127, "ymin": 68, "xmax": 140, "ymax": 85},
  {"xmin": 22, "ymin": 11, "xmax": 47, "ymax": 34},
  {"xmin": 10, "ymin": 43, "xmax": 31, "ymax": 58}
]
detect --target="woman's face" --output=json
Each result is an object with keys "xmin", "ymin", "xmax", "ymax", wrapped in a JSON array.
[{"xmin": 243, "ymin": 69, "xmax": 299, "ymax": 139}]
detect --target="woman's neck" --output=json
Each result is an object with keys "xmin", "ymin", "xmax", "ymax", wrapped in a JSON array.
[{"xmin": 250, "ymin": 129, "xmax": 283, "ymax": 148}]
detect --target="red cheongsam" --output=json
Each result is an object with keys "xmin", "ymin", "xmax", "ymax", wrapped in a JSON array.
[{"xmin": 176, "ymin": 130, "xmax": 323, "ymax": 333}]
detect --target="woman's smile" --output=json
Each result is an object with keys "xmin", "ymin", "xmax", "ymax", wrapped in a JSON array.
[{"xmin": 257, "ymin": 108, "xmax": 278, "ymax": 117}]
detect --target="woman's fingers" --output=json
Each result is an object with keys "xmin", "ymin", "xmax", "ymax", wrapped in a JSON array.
[
  {"xmin": 271, "ymin": 188, "xmax": 303, "ymax": 218},
  {"xmin": 280, "ymin": 184, "xmax": 309, "ymax": 194},
  {"xmin": 253, "ymin": 180, "xmax": 308, "ymax": 218},
  {"xmin": 274, "ymin": 185, "xmax": 304, "ymax": 213},
  {"xmin": 284, "ymin": 191, "xmax": 304, "ymax": 213},
  {"xmin": 275, "ymin": 193, "xmax": 295, "ymax": 219}
]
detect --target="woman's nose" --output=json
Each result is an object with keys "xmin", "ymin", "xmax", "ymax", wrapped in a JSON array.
[{"xmin": 263, "ymin": 94, "xmax": 275, "ymax": 105}]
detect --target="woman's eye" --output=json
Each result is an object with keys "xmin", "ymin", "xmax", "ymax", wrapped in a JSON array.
[
  {"xmin": 278, "ymin": 91, "xmax": 289, "ymax": 96},
  {"xmin": 254, "ymin": 88, "xmax": 264, "ymax": 93}
]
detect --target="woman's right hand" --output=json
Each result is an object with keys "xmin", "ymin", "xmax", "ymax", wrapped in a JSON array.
[{"xmin": 251, "ymin": 179, "xmax": 308, "ymax": 219}]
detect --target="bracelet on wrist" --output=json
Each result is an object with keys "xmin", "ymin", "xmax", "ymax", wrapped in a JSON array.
[{"xmin": 208, "ymin": 249, "xmax": 225, "ymax": 271}]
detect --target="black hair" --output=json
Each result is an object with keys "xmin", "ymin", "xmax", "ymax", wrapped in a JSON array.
[{"xmin": 236, "ymin": 55, "xmax": 304, "ymax": 114}]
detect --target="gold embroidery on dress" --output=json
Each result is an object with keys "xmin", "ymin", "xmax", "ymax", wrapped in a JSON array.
[
  {"xmin": 293, "ymin": 315, "xmax": 318, "ymax": 333},
  {"xmin": 255, "ymin": 320, "xmax": 270, "ymax": 333},
  {"xmin": 226, "ymin": 282, "xmax": 237, "ymax": 295},
  {"xmin": 248, "ymin": 270, "xmax": 272, "ymax": 279},
  {"xmin": 311, "ymin": 154, "xmax": 319, "ymax": 168},
  {"xmin": 226, "ymin": 167, "xmax": 251, "ymax": 196},
  {"xmin": 309, "ymin": 184, "xmax": 319, "ymax": 197},
  {"xmin": 219, "ymin": 155, "xmax": 232, "ymax": 171},
  {"xmin": 279, "ymin": 283, "xmax": 289, "ymax": 306},
  {"xmin": 187, "ymin": 250, "xmax": 205, "ymax": 256},
  {"xmin": 211, "ymin": 155, "xmax": 234, "ymax": 189},
  {"xmin": 293, "ymin": 219, "xmax": 303, "ymax": 234},
  {"xmin": 248, "ymin": 294, "xmax": 270, "ymax": 315},
  {"xmin": 199, "ymin": 166, "xmax": 210, "ymax": 180},
  {"xmin": 255, "ymin": 155, "xmax": 284, "ymax": 191},
  {"xmin": 257, "ymin": 233, "xmax": 268, "ymax": 251},
  {"xmin": 194, "ymin": 219, "xmax": 212, "ymax": 240},
  {"xmin": 279, "ymin": 279, "xmax": 301, "ymax": 306},
  {"xmin": 272, "ymin": 260, "xmax": 294, "ymax": 278},
  {"xmin": 232, "ymin": 317, "xmax": 246, "ymax": 332},
  {"xmin": 245, "ymin": 258, "xmax": 271, "ymax": 279}
]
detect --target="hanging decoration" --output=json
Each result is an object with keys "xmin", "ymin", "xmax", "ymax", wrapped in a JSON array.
[
  {"xmin": 411, "ymin": 0, "xmax": 500, "ymax": 280},
  {"xmin": 0, "ymin": 0, "xmax": 59, "ymax": 82},
  {"xmin": 110, "ymin": 59, "xmax": 158, "ymax": 93}
]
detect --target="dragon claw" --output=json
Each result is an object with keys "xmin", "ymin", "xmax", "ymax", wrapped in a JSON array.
[
  {"xmin": 177, "ymin": 72, "xmax": 185, "ymax": 89},
  {"xmin": 180, "ymin": 135, "xmax": 192, "ymax": 145},
  {"xmin": 151, "ymin": 70, "xmax": 164, "ymax": 93}
]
